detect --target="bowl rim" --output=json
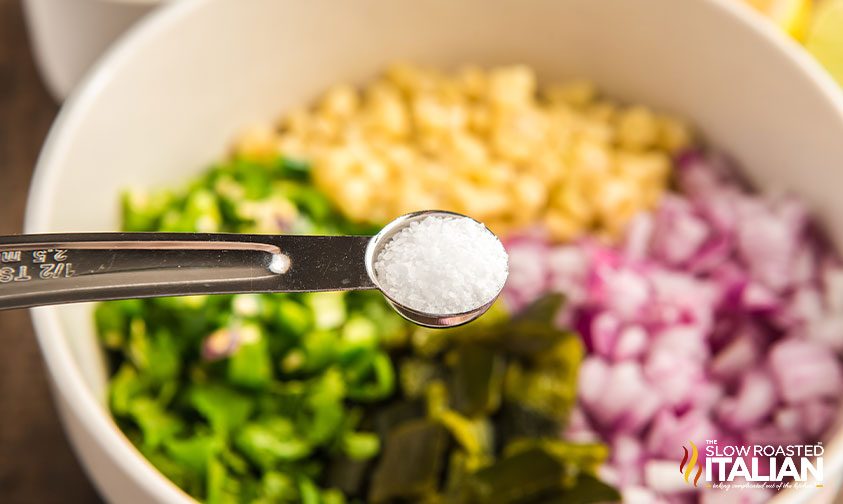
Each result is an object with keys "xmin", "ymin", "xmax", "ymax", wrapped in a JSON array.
[
  {"xmin": 23, "ymin": 0, "xmax": 843, "ymax": 502},
  {"xmin": 26, "ymin": 2, "xmax": 209, "ymax": 501}
]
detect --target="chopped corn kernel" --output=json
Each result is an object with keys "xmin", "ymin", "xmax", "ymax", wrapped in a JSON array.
[
  {"xmin": 235, "ymin": 64, "xmax": 691, "ymax": 241},
  {"xmin": 234, "ymin": 125, "xmax": 279, "ymax": 161}
]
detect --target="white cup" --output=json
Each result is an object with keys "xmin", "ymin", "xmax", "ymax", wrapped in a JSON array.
[{"xmin": 22, "ymin": 0, "xmax": 163, "ymax": 100}]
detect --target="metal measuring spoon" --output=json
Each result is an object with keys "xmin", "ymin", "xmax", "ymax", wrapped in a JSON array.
[
  {"xmin": 365, "ymin": 210, "xmax": 506, "ymax": 328},
  {"xmin": 0, "ymin": 211, "xmax": 505, "ymax": 328}
]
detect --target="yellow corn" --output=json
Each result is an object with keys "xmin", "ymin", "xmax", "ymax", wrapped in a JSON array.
[{"xmin": 234, "ymin": 64, "xmax": 690, "ymax": 242}]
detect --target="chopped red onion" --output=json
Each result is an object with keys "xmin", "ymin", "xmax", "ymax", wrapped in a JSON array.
[
  {"xmin": 501, "ymin": 152, "xmax": 843, "ymax": 502},
  {"xmin": 590, "ymin": 362, "xmax": 654, "ymax": 428},
  {"xmin": 800, "ymin": 399, "xmax": 838, "ymax": 438},
  {"xmin": 651, "ymin": 195, "xmax": 710, "ymax": 267},
  {"xmin": 563, "ymin": 406, "xmax": 601, "ymax": 443},
  {"xmin": 710, "ymin": 328, "xmax": 761, "ymax": 381},
  {"xmin": 773, "ymin": 407, "xmax": 801, "ymax": 434},
  {"xmin": 623, "ymin": 486, "xmax": 665, "ymax": 504},
  {"xmin": 715, "ymin": 369, "xmax": 777, "ymax": 430},
  {"xmin": 578, "ymin": 356, "xmax": 610, "ymax": 408},
  {"xmin": 644, "ymin": 460, "xmax": 694, "ymax": 494},
  {"xmin": 613, "ymin": 325, "xmax": 648, "ymax": 361},
  {"xmin": 700, "ymin": 487, "xmax": 771, "ymax": 504},
  {"xmin": 201, "ymin": 327, "xmax": 242, "ymax": 361},
  {"xmin": 769, "ymin": 338, "xmax": 843, "ymax": 403},
  {"xmin": 611, "ymin": 435, "xmax": 646, "ymax": 486}
]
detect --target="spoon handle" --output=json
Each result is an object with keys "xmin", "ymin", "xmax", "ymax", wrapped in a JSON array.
[{"xmin": 0, "ymin": 232, "xmax": 375, "ymax": 310}]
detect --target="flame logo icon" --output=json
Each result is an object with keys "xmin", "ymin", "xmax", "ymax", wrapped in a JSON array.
[{"xmin": 680, "ymin": 440, "xmax": 703, "ymax": 487}]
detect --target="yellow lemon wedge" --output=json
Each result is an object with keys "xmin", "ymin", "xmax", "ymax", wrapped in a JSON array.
[
  {"xmin": 805, "ymin": 0, "xmax": 843, "ymax": 87},
  {"xmin": 744, "ymin": 0, "xmax": 814, "ymax": 41}
]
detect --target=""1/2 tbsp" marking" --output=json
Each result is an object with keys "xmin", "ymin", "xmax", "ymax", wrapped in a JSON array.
[
  {"xmin": 0, "ymin": 249, "xmax": 76, "ymax": 283},
  {"xmin": 39, "ymin": 262, "xmax": 76, "ymax": 280}
]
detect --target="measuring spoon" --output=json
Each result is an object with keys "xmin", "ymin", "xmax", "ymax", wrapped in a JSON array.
[{"xmin": 0, "ymin": 211, "xmax": 505, "ymax": 328}]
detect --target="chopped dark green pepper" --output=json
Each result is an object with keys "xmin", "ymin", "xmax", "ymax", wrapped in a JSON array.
[{"xmin": 99, "ymin": 155, "xmax": 616, "ymax": 503}]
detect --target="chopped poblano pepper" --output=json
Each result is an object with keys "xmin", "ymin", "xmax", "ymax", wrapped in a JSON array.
[
  {"xmin": 98, "ymin": 155, "xmax": 615, "ymax": 503},
  {"xmin": 368, "ymin": 419, "xmax": 449, "ymax": 503}
]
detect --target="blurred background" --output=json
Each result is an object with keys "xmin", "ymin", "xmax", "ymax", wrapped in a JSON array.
[
  {"xmin": 1, "ymin": 0, "xmax": 842, "ymax": 502},
  {"xmin": 0, "ymin": 2, "xmax": 95, "ymax": 502}
]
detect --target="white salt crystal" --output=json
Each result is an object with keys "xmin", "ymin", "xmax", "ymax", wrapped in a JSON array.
[{"xmin": 374, "ymin": 215, "xmax": 509, "ymax": 315}]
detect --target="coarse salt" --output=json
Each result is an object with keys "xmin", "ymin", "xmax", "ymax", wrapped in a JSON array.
[{"xmin": 374, "ymin": 215, "xmax": 509, "ymax": 315}]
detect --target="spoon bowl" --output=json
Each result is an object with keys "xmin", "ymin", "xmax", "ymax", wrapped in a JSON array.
[{"xmin": 365, "ymin": 210, "xmax": 508, "ymax": 328}]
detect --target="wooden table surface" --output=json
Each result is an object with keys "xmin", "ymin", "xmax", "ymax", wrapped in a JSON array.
[{"xmin": 0, "ymin": 0, "xmax": 102, "ymax": 501}]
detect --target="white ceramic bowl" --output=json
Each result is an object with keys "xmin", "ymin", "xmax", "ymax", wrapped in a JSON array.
[{"xmin": 24, "ymin": 0, "xmax": 843, "ymax": 502}]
